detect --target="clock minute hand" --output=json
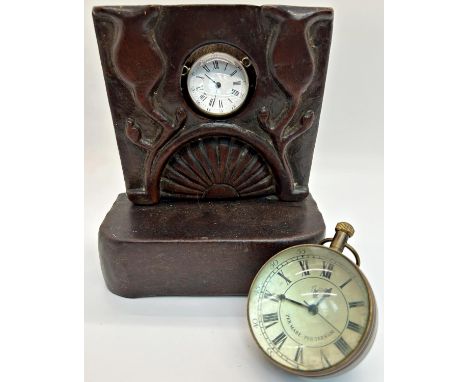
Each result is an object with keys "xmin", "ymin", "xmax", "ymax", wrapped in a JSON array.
[
  {"xmin": 205, "ymin": 74, "xmax": 221, "ymax": 89},
  {"xmin": 205, "ymin": 74, "xmax": 217, "ymax": 84}
]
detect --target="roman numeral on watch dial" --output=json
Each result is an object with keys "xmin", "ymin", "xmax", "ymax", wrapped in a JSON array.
[
  {"xmin": 262, "ymin": 312, "xmax": 278, "ymax": 329},
  {"xmin": 347, "ymin": 321, "xmax": 364, "ymax": 333},
  {"xmin": 349, "ymin": 300, "xmax": 365, "ymax": 308},
  {"xmin": 334, "ymin": 337, "xmax": 352, "ymax": 356},
  {"xmin": 263, "ymin": 290, "xmax": 280, "ymax": 302},
  {"xmin": 320, "ymin": 261, "xmax": 334, "ymax": 279},
  {"xmin": 299, "ymin": 260, "xmax": 310, "ymax": 276},
  {"xmin": 277, "ymin": 270, "xmax": 291, "ymax": 284},
  {"xmin": 339, "ymin": 278, "xmax": 352, "ymax": 289},
  {"xmin": 294, "ymin": 346, "xmax": 304, "ymax": 364},
  {"xmin": 272, "ymin": 332, "xmax": 287, "ymax": 350},
  {"xmin": 320, "ymin": 349, "xmax": 331, "ymax": 367}
]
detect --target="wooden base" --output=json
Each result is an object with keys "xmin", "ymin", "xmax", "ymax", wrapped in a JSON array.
[{"xmin": 98, "ymin": 194, "xmax": 325, "ymax": 298}]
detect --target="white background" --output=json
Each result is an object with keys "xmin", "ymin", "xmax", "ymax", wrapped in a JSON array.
[
  {"xmin": 2, "ymin": 0, "xmax": 467, "ymax": 381},
  {"xmin": 84, "ymin": 1, "xmax": 382, "ymax": 381}
]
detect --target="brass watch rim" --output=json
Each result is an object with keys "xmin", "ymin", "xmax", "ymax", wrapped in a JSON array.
[{"xmin": 246, "ymin": 243, "xmax": 377, "ymax": 378}]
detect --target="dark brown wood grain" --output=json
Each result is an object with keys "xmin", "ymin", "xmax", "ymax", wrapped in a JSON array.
[
  {"xmin": 99, "ymin": 194, "xmax": 325, "ymax": 297},
  {"xmin": 93, "ymin": 5, "xmax": 333, "ymax": 297}
]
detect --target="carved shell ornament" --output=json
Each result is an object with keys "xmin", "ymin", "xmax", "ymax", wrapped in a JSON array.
[{"xmin": 160, "ymin": 137, "xmax": 276, "ymax": 199}]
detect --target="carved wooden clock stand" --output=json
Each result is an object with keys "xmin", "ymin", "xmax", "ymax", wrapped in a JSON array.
[{"xmin": 93, "ymin": 5, "xmax": 333, "ymax": 297}]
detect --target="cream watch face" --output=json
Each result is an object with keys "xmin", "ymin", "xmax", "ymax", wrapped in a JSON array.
[
  {"xmin": 247, "ymin": 244, "xmax": 372, "ymax": 375},
  {"xmin": 187, "ymin": 52, "xmax": 249, "ymax": 116}
]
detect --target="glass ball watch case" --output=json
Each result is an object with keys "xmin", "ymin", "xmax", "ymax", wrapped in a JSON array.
[{"xmin": 247, "ymin": 223, "xmax": 377, "ymax": 377}]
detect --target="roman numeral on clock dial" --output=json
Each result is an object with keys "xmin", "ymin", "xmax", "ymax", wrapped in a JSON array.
[{"xmin": 272, "ymin": 332, "xmax": 287, "ymax": 350}]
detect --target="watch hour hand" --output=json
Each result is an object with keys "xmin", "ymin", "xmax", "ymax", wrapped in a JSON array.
[{"xmin": 279, "ymin": 294, "xmax": 309, "ymax": 309}]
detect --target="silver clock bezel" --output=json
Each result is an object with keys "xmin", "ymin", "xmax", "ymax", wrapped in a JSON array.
[{"xmin": 186, "ymin": 51, "xmax": 250, "ymax": 117}]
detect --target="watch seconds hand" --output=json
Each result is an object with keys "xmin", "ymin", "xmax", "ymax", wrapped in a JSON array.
[{"xmin": 317, "ymin": 312, "xmax": 341, "ymax": 334}]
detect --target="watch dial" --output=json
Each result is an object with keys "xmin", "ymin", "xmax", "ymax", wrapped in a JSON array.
[
  {"xmin": 248, "ymin": 245, "xmax": 371, "ymax": 375},
  {"xmin": 187, "ymin": 52, "xmax": 249, "ymax": 116}
]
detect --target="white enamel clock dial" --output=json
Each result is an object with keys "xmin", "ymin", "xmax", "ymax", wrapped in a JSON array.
[
  {"xmin": 247, "ymin": 244, "xmax": 375, "ymax": 376},
  {"xmin": 187, "ymin": 52, "xmax": 249, "ymax": 116}
]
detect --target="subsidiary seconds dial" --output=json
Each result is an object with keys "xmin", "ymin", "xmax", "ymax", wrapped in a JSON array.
[{"xmin": 187, "ymin": 52, "xmax": 249, "ymax": 116}]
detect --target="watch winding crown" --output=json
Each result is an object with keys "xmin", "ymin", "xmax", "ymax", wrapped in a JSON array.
[{"xmin": 335, "ymin": 222, "xmax": 354, "ymax": 237}]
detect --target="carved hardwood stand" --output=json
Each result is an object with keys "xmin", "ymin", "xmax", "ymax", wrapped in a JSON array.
[{"xmin": 94, "ymin": 5, "xmax": 333, "ymax": 297}]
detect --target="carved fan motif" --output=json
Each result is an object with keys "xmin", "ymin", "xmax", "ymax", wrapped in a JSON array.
[{"xmin": 160, "ymin": 137, "xmax": 276, "ymax": 199}]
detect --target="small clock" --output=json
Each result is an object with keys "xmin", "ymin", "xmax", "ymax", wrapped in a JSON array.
[
  {"xmin": 185, "ymin": 51, "xmax": 250, "ymax": 117},
  {"xmin": 247, "ymin": 223, "xmax": 377, "ymax": 377}
]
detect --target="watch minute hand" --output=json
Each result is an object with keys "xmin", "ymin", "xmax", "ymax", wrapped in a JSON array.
[{"xmin": 315, "ymin": 288, "xmax": 333, "ymax": 307}]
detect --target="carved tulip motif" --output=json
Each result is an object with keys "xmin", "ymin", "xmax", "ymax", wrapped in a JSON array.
[
  {"xmin": 268, "ymin": 7, "xmax": 315, "ymax": 102},
  {"xmin": 259, "ymin": 7, "xmax": 332, "ymax": 197},
  {"xmin": 96, "ymin": 6, "xmax": 186, "ymax": 153}
]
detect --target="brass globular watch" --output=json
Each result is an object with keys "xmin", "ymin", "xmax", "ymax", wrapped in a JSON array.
[{"xmin": 247, "ymin": 222, "xmax": 377, "ymax": 377}]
